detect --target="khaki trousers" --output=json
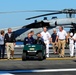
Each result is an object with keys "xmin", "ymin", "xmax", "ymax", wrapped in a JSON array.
[
  {"xmin": 58, "ymin": 40, "xmax": 65, "ymax": 57},
  {"xmin": 6, "ymin": 43, "xmax": 14, "ymax": 59},
  {"xmin": 52, "ymin": 42, "xmax": 58, "ymax": 53}
]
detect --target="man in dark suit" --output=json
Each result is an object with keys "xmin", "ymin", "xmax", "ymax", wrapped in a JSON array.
[
  {"xmin": 35, "ymin": 33, "xmax": 45, "ymax": 45},
  {"xmin": 51, "ymin": 28, "xmax": 58, "ymax": 54},
  {"xmin": 35, "ymin": 33, "xmax": 46, "ymax": 50},
  {"xmin": 24, "ymin": 33, "xmax": 35, "ymax": 45},
  {"xmin": 4, "ymin": 28, "xmax": 16, "ymax": 60}
]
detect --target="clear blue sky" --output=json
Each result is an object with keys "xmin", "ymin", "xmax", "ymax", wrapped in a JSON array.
[{"xmin": 0, "ymin": 0, "xmax": 76, "ymax": 28}]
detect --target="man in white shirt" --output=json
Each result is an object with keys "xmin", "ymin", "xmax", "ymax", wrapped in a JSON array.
[
  {"xmin": 56, "ymin": 26, "xmax": 68, "ymax": 57},
  {"xmin": 41, "ymin": 27, "xmax": 51, "ymax": 57}
]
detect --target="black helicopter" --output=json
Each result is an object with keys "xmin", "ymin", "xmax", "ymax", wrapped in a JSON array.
[{"xmin": 1, "ymin": 9, "xmax": 76, "ymax": 41}]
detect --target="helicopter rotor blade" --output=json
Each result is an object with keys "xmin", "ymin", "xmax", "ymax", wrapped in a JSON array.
[
  {"xmin": 25, "ymin": 10, "xmax": 60, "ymax": 12},
  {"xmin": 0, "ymin": 10, "xmax": 60, "ymax": 14},
  {"xmin": 1, "ymin": 9, "xmax": 76, "ymax": 14},
  {"xmin": 0, "ymin": 9, "xmax": 76, "ymax": 14},
  {"xmin": 0, "ymin": 10, "xmax": 41, "ymax": 14},
  {"xmin": 26, "ymin": 12, "xmax": 62, "ymax": 20}
]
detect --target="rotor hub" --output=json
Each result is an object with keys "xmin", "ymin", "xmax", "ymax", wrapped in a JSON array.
[{"xmin": 62, "ymin": 9, "xmax": 76, "ymax": 13}]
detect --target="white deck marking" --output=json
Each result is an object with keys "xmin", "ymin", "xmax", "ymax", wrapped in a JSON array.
[
  {"xmin": 32, "ymin": 68, "xmax": 76, "ymax": 72},
  {"xmin": 0, "ymin": 73, "xmax": 14, "ymax": 75},
  {"xmin": 0, "ymin": 68, "xmax": 76, "ymax": 73}
]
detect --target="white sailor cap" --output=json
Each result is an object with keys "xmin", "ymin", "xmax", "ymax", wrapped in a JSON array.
[{"xmin": 70, "ymin": 32, "xmax": 73, "ymax": 36}]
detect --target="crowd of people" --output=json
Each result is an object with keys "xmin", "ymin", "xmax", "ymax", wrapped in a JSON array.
[
  {"xmin": 51, "ymin": 26, "xmax": 76, "ymax": 58},
  {"xmin": 24, "ymin": 26, "xmax": 76, "ymax": 58},
  {"xmin": 0, "ymin": 26, "xmax": 76, "ymax": 60}
]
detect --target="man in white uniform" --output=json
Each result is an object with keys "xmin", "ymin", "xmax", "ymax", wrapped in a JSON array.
[
  {"xmin": 68, "ymin": 32, "xmax": 74, "ymax": 57},
  {"xmin": 41, "ymin": 27, "xmax": 51, "ymax": 57}
]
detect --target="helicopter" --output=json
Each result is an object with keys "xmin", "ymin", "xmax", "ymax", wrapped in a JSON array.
[
  {"xmin": 1, "ymin": 9, "xmax": 76, "ymax": 41},
  {"xmin": 15, "ymin": 9, "xmax": 76, "ymax": 41}
]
